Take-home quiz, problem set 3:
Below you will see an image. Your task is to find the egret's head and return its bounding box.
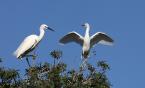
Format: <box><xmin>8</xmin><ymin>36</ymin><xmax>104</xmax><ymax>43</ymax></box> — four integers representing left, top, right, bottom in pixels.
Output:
<box><xmin>82</xmin><ymin>23</ymin><xmax>90</xmax><ymax>29</ymax></box>
<box><xmin>40</xmin><ymin>24</ymin><xmax>54</xmax><ymax>31</ymax></box>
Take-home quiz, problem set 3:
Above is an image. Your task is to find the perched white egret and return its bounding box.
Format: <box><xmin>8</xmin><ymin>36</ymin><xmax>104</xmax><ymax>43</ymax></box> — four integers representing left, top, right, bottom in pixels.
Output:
<box><xmin>14</xmin><ymin>24</ymin><xmax>54</xmax><ymax>66</ymax></box>
<box><xmin>59</xmin><ymin>23</ymin><xmax>114</xmax><ymax>61</ymax></box>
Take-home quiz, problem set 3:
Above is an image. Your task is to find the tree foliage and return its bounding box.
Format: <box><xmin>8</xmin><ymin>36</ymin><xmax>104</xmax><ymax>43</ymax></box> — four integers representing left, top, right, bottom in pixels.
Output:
<box><xmin>0</xmin><ymin>50</ymin><xmax>111</xmax><ymax>88</ymax></box>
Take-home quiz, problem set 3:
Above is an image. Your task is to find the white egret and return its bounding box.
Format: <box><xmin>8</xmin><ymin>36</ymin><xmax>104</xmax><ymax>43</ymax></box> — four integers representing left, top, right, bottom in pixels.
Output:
<box><xmin>14</xmin><ymin>24</ymin><xmax>54</xmax><ymax>66</ymax></box>
<box><xmin>59</xmin><ymin>23</ymin><xmax>114</xmax><ymax>66</ymax></box>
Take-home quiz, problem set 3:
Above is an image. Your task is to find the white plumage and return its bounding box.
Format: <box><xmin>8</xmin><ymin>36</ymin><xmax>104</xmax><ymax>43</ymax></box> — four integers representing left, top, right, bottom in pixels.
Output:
<box><xmin>14</xmin><ymin>24</ymin><xmax>54</xmax><ymax>59</ymax></box>
<box><xmin>59</xmin><ymin>23</ymin><xmax>114</xmax><ymax>59</ymax></box>
<box><xmin>14</xmin><ymin>35</ymin><xmax>38</xmax><ymax>58</ymax></box>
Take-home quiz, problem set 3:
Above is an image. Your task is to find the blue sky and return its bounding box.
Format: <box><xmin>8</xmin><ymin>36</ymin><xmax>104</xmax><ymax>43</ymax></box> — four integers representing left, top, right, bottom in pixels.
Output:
<box><xmin>0</xmin><ymin>0</ymin><xmax>145</xmax><ymax>88</ymax></box>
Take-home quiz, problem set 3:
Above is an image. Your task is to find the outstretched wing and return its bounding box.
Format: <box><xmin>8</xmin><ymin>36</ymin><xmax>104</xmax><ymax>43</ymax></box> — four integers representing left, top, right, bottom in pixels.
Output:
<box><xmin>59</xmin><ymin>31</ymin><xmax>84</xmax><ymax>46</ymax></box>
<box><xmin>90</xmin><ymin>32</ymin><xmax>114</xmax><ymax>47</ymax></box>
<box><xmin>14</xmin><ymin>35</ymin><xmax>38</xmax><ymax>58</ymax></box>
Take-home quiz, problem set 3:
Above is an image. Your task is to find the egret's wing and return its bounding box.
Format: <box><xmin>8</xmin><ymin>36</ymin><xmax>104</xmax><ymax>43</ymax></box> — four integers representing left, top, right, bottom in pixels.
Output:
<box><xmin>59</xmin><ymin>31</ymin><xmax>84</xmax><ymax>46</ymax></box>
<box><xmin>90</xmin><ymin>32</ymin><xmax>114</xmax><ymax>47</ymax></box>
<box><xmin>14</xmin><ymin>35</ymin><xmax>38</xmax><ymax>58</ymax></box>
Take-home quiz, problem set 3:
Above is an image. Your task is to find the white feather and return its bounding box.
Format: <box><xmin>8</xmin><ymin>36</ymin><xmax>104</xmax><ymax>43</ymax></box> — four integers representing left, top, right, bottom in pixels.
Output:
<box><xmin>13</xmin><ymin>35</ymin><xmax>38</xmax><ymax>58</ymax></box>
<box><xmin>98</xmin><ymin>40</ymin><xmax>114</xmax><ymax>46</ymax></box>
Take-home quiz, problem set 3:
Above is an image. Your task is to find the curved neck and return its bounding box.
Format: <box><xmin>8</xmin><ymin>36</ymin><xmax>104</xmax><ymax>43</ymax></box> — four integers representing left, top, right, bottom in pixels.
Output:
<box><xmin>38</xmin><ymin>29</ymin><xmax>45</xmax><ymax>41</ymax></box>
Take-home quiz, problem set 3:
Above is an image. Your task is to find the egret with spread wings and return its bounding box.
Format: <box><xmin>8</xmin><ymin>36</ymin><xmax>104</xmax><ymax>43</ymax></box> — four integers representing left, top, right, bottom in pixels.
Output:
<box><xmin>59</xmin><ymin>23</ymin><xmax>114</xmax><ymax>62</ymax></box>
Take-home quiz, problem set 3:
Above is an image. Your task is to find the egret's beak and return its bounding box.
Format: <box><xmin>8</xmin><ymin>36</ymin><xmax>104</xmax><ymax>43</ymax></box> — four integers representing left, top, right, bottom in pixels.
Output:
<box><xmin>47</xmin><ymin>27</ymin><xmax>54</xmax><ymax>32</ymax></box>
<box><xmin>81</xmin><ymin>24</ymin><xmax>85</xmax><ymax>27</ymax></box>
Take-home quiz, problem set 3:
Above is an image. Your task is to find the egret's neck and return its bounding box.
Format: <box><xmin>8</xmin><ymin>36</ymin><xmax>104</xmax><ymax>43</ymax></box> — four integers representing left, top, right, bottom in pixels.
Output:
<box><xmin>85</xmin><ymin>26</ymin><xmax>90</xmax><ymax>36</ymax></box>
<box><xmin>38</xmin><ymin>29</ymin><xmax>45</xmax><ymax>41</ymax></box>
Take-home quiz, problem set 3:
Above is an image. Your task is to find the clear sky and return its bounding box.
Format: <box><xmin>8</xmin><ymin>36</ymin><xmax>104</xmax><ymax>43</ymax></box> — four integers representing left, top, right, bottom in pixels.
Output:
<box><xmin>0</xmin><ymin>0</ymin><xmax>145</xmax><ymax>88</ymax></box>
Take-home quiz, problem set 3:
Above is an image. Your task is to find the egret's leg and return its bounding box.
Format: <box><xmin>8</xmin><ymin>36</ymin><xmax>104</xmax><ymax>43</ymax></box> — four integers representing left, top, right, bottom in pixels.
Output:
<box><xmin>32</xmin><ymin>50</ymin><xmax>37</xmax><ymax>67</ymax></box>
<box><xmin>25</xmin><ymin>50</ymin><xmax>37</xmax><ymax>67</ymax></box>
<box><xmin>25</xmin><ymin>54</ymin><xmax>35</xmax><ymax>67</ymax></box>
<box><xmin>32</xmin><ymin>49</ymin><xmax>37</xmax><ymax>60</ymax></box>
<box><xmin>26</xmin><ymin>54</ymin><xmax>36</xmax><ymax>67</ymax></box>
<box><xmin>81</xmin><ymin>50</ymin><xmax>89</xmax><ymax>69</ymax></box>
<box><xmin>80</xmin><ymin>53</ymin><xmax>85</xmax><ymax>69</ymax></box>
<box><xmin>26</xmin><ymin>57</ymin><xmax>31</xmax><ymax>67</ymax></box>
<box><xmin>80</xmin><ymin>58</ymin><xmax>88</xmax><ymax>70</ymax></box>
